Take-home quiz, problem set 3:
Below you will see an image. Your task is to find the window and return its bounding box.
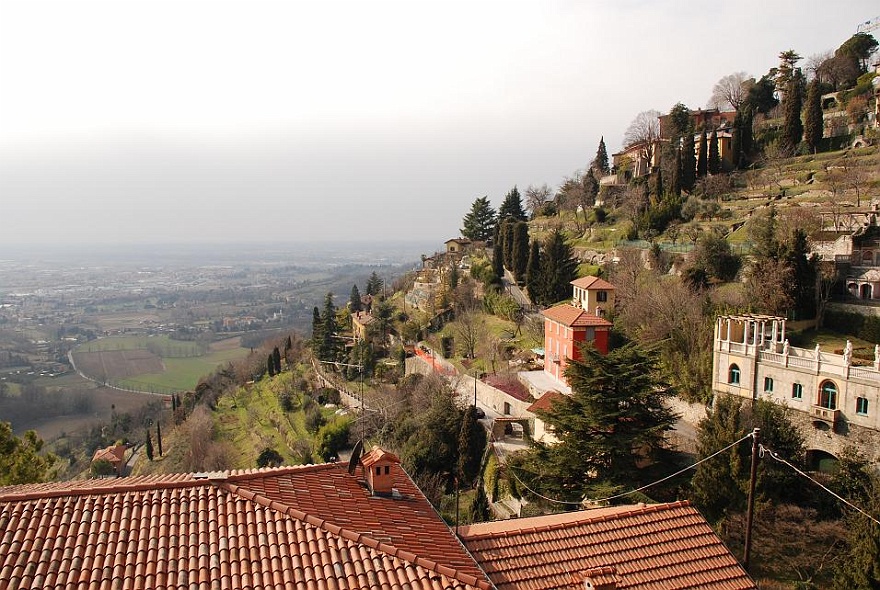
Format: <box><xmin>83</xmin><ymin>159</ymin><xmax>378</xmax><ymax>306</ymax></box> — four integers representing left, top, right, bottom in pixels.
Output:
<box><xmin>728</xmin><ymin>364</ymin><xmax>740</xmax><ymax>385</ymax></box>
<box><xmin>792</xmin><ymin>383</ymin><xmax>803</xmax><ymax>400</ymax></box>
<box><xmin>596</xmin><ymin>291</ymin><xmax>608</xmax><ymax>302</ymax></box>
<box><xmin>856</xmin><ymin>397</ymin><xmax>869</xmax><ymax>416</ymax></box>
<box><xmin>818</xmin><ymin>381</ymin><xmax>837</xmax><ymax>410</ymax></box>
<box><xmin>375</xmin><ymin>467</ymin><xmax>381</xmax><ymax>475</ymax></box>
<box><xmin>384</xmin><ymin>465</ymin><xmax>390</xmax><ymax>475</ymax></box>
<box><xmin>763</xmin><ymin>377</ymin><xmax>774</xmax><ymax>393</ymax></box>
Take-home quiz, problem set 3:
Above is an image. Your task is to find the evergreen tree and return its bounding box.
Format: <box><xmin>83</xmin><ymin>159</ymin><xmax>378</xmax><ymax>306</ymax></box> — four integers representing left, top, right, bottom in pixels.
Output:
<box><xmin>498</xmin><ymin>186</ymin><xmax>527</xmax><ymax>222</ymax></box>
<box><xmin>741</xmin><ymin>106</ymin><xmax>754</xmax><ymax>158</ymax></box>
<box><xmin>349</xmin><ymin>284</ymin><xmax>362</xmax><ymax>312</ymax></box>
<box><xmin>731</xmin><ymin>111</ymin><xmax>743</xmax><ymax>169</ymax></box>
<box><xmin>366</xmin><ymin>272</ymin><xmax>383</xmax><ymax>297</ymax></box>
<box><xmin>652</xmin><ymin>168</ymin><xmax>664</xmax><ymax>202</ymax></box>
<box><xmin>501</xmin><ymin>219</ymin><xmax>516</xmax><ymax>271</ymax></box>
<box><xmin>708</xmin><ymin>128</ymin><xmax>720</xmax><ymax>174</ymax></box>
<box><xmin>671</xmin><ymin>146</ymin><xmax>682</xmax><ymax>197</ymax></box>
<box><xmin>697</xmin><ymin>129</ymin><xmax>708</xmax><ymax>178</ymax></box>
<box><xmin>537</xmin><ymin>230</ymin><xmax>579</xmax><ymax>305</ymax></box>
<box><xmin>524</xmin><ymin>344</ymin><xmax>676</xmax><ymax>500</ymax></box>
<box><xmin>512</xmin><ymin>221</ymin><xmax>530</xmax><ymax>284</ymax></box>
<box><xmin>317</xmin><ymin>292</ymin><xmax>340</xmax><ymax>362</ymax></box>
<box><xmin>273</xmin><ymin>346</ymin><xmax>282</xmax><ymax>374</ymax></box>
<box><xmin>156</xmin><ymin>421</ymin><xmax>162</xmax><ymax>456</ymax></box>
<box><xmin>460</xmin><ymin>196</ymin><xmax>497</xmax><ymax>242</ymax></box>
<box><xmin>782</xmin><ymin>71</ymin><xmax>804</xmax><ymax>153</ymax></box>
<box><xmin>457</xmin><ymin>405</ymin><xmax>487</xmax><ymax>487</ymax></box>
<box><xmin>666</xmin><ymin>103</ymin><xmax>692</xmax><ymax>142</ymax></box>
<box><xmin>491</xmin><ymin>228</ymin><xmax>504</xmax><ymax>283</ymax></box>
<box><xmin>267</xmin><ymin>355</ymin><xmax>275</xmax><ymax>377</ymax></box>
<box><xmin>681</xmin><ymin>133</ymin><xmax>696</xmax><ymax>192</ymax></box>
<box><xmin>804</xmin><ymin>77</ymin><xmax>823</xmax><ymax>153</ymax></box>
<box><xmin>311</xmin><ymin>306</ymin><xmax>322</xmax><ymax>343</ymax></box>
<box><xmin>0</xmin><ymin>423</ymin><xmax>56</xmax><ymax>485</ymax></box>
<box><xmin>145</xmin><ymin>430</ymin><xmax>154</xmax><ymax>461</ymax></box>
<box><xmin>525</xmin><ymin>240</ymin><xmax>542</xmax><ymax>301</ymax></box>
<box><xmin>591</xmin><ymin>136</ymin><xmax>610</xmax><ymax>175</ymax></box>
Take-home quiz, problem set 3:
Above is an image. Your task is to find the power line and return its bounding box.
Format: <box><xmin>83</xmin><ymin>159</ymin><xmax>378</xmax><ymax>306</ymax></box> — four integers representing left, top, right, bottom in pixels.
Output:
<box><xmin>760</xmin><ymin>444</ymin><xmax>880</xmax><ymax>527</ymax></box>
<box><xmin>505</xmin><ymin>431</ymin><xmax>756</xmax><ymax>506</ymax></box>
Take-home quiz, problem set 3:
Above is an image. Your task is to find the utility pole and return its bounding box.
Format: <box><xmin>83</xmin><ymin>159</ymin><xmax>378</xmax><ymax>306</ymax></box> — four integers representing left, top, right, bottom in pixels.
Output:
<box><xmin>743</xmin><ymin>428</ymin><xmax>760</xmax><ymax>572</ymax></box>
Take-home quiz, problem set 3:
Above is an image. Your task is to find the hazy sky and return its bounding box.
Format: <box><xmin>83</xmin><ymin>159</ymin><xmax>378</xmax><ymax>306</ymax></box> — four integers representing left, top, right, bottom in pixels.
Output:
<box><xmin>1</xmin><ymin>1</ymin><xmax>876</xmax><ymax>247</ymax></box>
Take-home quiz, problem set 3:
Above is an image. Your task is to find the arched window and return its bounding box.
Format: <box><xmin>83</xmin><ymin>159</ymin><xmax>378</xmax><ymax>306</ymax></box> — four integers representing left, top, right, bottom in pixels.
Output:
<box><xmin>818</xmin><ymin>381</ymin><xmax>837</xmax><ymax>410</ymax></box>
<box><xmin>728</xmin><ymin>364</ymin><xmax>741</xmax><ymax>385</ymax></box>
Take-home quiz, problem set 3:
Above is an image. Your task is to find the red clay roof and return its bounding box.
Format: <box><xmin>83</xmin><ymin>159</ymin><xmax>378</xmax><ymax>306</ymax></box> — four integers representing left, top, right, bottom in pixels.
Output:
<box><xmin>361</xmin><ymin>446</ymin><xmax>400</xmax><ymax>468</ymax></box>
<box><xmin>526</xmin><ymin>391</ymin><xmax>564</xmax><ymax>413</ymax></box>
<box><xmin>570</xmin><ymin>276</ymin><xmax>616</xmax><ymax>290</ymax></box>
<box><xmin>542</xmin><ymin>304</ymin><xmax>613</xmax><ymax>328</ymax></box>
<box><xmin>0</xmin><ymin>460</ymin><xmax>491</xmax><ymax>590</ymax></box>
<box><xmin>91</xmin><ymin>444</ymin><xmax>127</xmax><ymax>465</ymax></box>
<box><xmin>458</xmin><ymin>501</ymin><xmax>756</xmax><ymax>590</ymax></box>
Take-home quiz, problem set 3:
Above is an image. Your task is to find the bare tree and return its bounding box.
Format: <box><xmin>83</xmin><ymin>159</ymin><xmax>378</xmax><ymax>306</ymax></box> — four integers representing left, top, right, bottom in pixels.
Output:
<box><xmin>525</xmin><ymin>183</ymin><xmax>552</xmax><ymax>218</ymax></box>
<box><xmin>707</xmin><ymin>72</ymin><xmax>752</xmax><ymax>111</ymax></box>
<box><xmin>455</xmin><ymin>310</ymin><xmax>485</xmax><ymax>359</ymax></box>
<box><xmin>623</xmin><ymin>110</ymin><xmax>661</xmax><ymax>167</ymax></box>
<box><xmin>815</xmin><ymin>260</ymin><xmax>839</xmax><ymax>329</ymax></box>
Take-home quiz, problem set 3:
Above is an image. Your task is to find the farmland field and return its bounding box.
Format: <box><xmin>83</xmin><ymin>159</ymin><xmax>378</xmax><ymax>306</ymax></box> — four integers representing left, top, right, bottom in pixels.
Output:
<box><xmin>72</xmin><ymin>335</ymin><xmax>249</xmax><ymax>393</ymax></box>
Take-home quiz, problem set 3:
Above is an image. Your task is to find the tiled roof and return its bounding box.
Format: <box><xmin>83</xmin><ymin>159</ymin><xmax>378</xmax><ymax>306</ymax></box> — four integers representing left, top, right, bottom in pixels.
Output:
<box><xmin>352</xmin><ymin>311</ymin><xmax>375</xmax><ymax>326</ymax></box>
<box><xmin>0</xmin><ymin>460</ymin><xmax>492</xmax><ymax>590</ymax></box>
<box><xmin>542</xmin><ymin>304</ymin><xmax>612</xmax><ymax>328</ymax></box>
<box><xmin>459</xmin><ymin>501</ymin><xmax>756</xmax><ymax>590</ymax></box>
<box><xmin>526</xmin><ymin>391</ymin><xmax>564</xmax><ymax>413</ymax></box>
<box><xmin>570</xmin><ymin>276</ymin><xmax>616</xmax><ymax>291</ymax></box>
<box><xmin>91</xmin><ymin>444</ymin><xmax>127</xmax><ymax>465</ymax></box>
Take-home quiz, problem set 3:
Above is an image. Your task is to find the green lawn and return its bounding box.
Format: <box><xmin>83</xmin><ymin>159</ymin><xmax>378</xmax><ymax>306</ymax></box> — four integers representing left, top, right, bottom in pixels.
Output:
<box><xmin>116</xmin><ymin>347</ymin><xmax>249</xmax><ymax>392</ymax></box>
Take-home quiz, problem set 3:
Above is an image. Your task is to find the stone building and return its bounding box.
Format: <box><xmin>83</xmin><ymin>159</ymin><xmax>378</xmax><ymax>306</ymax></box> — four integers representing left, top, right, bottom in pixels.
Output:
<box><xmin>712</xmin><ymin>314</ymin><xmax>880</xmax><ymax>464</ymax></box>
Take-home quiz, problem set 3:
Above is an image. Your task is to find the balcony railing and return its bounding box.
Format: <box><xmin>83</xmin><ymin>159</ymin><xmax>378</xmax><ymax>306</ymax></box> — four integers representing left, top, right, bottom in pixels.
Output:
<box><xmin>809</xmin><ymin>405</ymin><xmax>840</xmax><ymax>427</ymax></box>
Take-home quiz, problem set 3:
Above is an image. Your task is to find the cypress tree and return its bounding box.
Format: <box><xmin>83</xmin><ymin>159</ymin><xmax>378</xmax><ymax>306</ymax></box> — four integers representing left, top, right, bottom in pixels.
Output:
<box><xmin>267</xmin><ymin>355</ymin><xmax>275</xmax><ymax>377</ymax></box>
<box><xmin>156</xmin><ymin>421</ymin><xmax>162</xmax><ymax>456</ymax></box>
<box><xmin>741</xmin><ymin>106</ymin><xmax>754</xmax><ymax>161</ymax></box>
<box><xmin>697</xmin><ymin>129</ymin><xmax>708</xmax><ymax>178</ymax></box>
<box><xmin>681</xmin><ymin>133</ymin><xmax>696</xmax><ymax>192</ymax></box>
<box><xmin>311</xmin><ymin>306</ymin><xmax>322</xmax><ymax>344</ymax></box>
<box><xmin>525</xmin><ymin>240</ymin><xmax>542</xmax><ymax>302</ymax></box>
<box><xmin>671</xmin><ymin>146</ymin><xmax>682</xmax><ymax>197</ymax></box>
<box><xmin>538</xmin><ymin>230</ymin><xmax>579</xmax><ymax>305</ymax></box>
<box><xmin>592</xmin><ymin>136</ymin><xmax>610</xmax><ymax>175</ymax></box>
<box><xmin>512</xmin><ymin>221</ymin><xmax>530</xmax><ymax>284</ymax></box>
<box><xmin>492</xmin><ymin>228</ymin><xmax>504</xmax><ymax>282</ymax></box>
<box><xmin>145</xmin><ymin>430</ymin><xmax>154</xmax><ymax>461</ymax></box>
<box><xmin>653</xmin><ymin>168</ymin><xmax>664</xmax><ymax>202</ymax></box>
<box><xmin>782</xmin><ymin>72</ymin><xmax>804</xmax><ymax>153</ymax></box>
<box><xmin>708</xmin><ymin>128</ymin><xmax>720</xmax><ymax>175</ymax></box>
<box><xmin>804</xmin><ymin>78</ymin><xmax>823</xmax><ymax>153</ymax></box>
<box><xmin>273</xmin><ymin>346</ymin><xmax>282</xmax><ymax>373</ymax></box>
<box><xmin>501</xmin><ymin>219</ymin><xmax>516</xmax><ymax>271</ymax></box>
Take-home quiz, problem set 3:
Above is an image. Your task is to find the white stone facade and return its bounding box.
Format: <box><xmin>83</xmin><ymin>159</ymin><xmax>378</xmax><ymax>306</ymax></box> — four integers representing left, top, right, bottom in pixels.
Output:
<box><xmin>712</xmin><ymin>314</ymin><xmax>880</xmax><ymax>463</ymax></box>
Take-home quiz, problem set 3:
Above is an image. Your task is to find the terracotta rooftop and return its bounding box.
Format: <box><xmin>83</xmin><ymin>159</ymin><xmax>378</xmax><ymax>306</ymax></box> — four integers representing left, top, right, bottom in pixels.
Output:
<box><xmin>91</xmin><ymin>443</ymin><xmax>127</xmax><ymax>465</ymax></box>
<box><xmin>0</xmin><ymin>459</ymin><xmax>492</xmax><ymax>590</ymax></box>
<box><xmin>542</xmin><ymin>304</ymin><xmax>613</xmax><ymax>328</ymax></box>
<box><xmin>458</xmin><ymin>501</ymin><xmax>756</xmax><ymax>590</ymax></box>
<box><xmin>570</xmin><ymin>276</ymin><xmax>616</xmax><ymax>291</ymax></box>
<box><xmin>526</xmin><ymin>391</ymin><xmax>564</xmax><ymax>414</ymax></box>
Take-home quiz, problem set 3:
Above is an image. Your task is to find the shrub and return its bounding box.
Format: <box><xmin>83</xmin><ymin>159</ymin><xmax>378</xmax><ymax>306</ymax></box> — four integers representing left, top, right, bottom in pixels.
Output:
<box><xmin>314</xmin><ymin>417</ymin><xmax>352</xmax><ymax>462</ymax></box>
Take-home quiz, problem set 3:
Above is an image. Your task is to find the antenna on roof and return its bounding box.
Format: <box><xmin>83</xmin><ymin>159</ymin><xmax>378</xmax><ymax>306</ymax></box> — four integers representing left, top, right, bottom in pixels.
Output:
<box><xmin>347</xmin><ymin>439</ymin><xmax>364</xmax><ymax>475</ymax></box>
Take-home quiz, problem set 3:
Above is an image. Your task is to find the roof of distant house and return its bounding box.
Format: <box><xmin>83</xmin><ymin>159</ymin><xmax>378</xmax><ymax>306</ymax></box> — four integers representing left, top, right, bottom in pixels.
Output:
<box><xmin>542</xmin><ymin>304</ymin><xmax>613</xmax><ymax>328</ymax></box>
<box><xmin>459</xmin><ymin>501</ymin><xmax>756</xmax><ymax>590</ymax></box>
<box><xmin>526</xmin><ymin>391</ymin><xmax>564</xmax><ymax>413</ymax></box>
<box><xmin>352</xmin><ymin>310</ymin><xmax>375</xmax><ymax>326</ymax></box>
<box><xmin>570</xmin><ymin>276</ymin><xmax>616</xmax><ymax>291</ymax></box>
<box><xmin>91</xmin><ymin>443</ymin><xmax>127</xmax><ymax>465</ymax></box>
<box><xmin>0</xmin><ymin>456</ymin><xmax>491</xmax><ymax>590</ymax></box>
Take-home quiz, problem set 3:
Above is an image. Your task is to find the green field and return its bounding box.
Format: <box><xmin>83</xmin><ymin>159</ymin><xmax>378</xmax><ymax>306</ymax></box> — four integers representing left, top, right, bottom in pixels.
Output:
<box><xmin>74</xmin><ymin>335</ymin><xmax>249</xmax><ymax>393</ymax></box>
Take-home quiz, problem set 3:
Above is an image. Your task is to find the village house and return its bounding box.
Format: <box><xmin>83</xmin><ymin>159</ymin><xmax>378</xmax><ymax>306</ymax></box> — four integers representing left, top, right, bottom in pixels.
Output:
<box><xmin>90</xmin><ymin>443</ymin><xmax>128</xmax><ymax>477</ymax></box>
<box><xmin>1</xmin><ymin>446</ymin><xmax>756</xmax><ymax>590</ymax></box>
<box><xmin>351</xmin><ymin>310</ymin><xmax>374</xmax><ymax>341</ymax></box>
<box><xmin>810</xmin><ymin>205</ymin><xmax>880</xmax><ymax>301</ymax></box>
<box><xmin>712</xmin><ymin>314</ymin><xmax>880</xmax><ymax>465</ymax></box>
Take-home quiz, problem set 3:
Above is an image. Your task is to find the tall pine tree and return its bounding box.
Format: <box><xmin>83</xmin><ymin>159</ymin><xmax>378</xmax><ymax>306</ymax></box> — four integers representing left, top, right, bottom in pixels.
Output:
<box><xmin>804</xmin><ymin>77</ymin><xmax>823</xmax><ymax>154</ymax></box>
<box><xmin>697</xmin><ymin>129</ymin><xmax>708</xmax><ymax>178</ymax></box>
<box><xmin>591</xmin><ymin>136</ymin><xmax>610</xmax><ymax>175</ymax></box>
<box><xmin>708</xmin><ymin>128</ymin><xmax>720</xmax><ymax>175</ymax></box>
<box><xmin>537</xmin><ymin>230</ymin><xmax>579</xmax><ymax>305</ymax></box>
<box><xmin>681</xmin><ymin>133</ymin><xmax>696</xmax><ymax>192</ymax></box>
<box><xmin>512</xmin><ymin>221</ymin><xmax>530</xmax><ymax>285</ymax></box>
<box><xmin>498</xmin><ymin>186</ymin><xmax>527</xmax><ymax>222</ymax></box>
<box><xmin>671</xmin><ymin>146</ymin><xmax>682</xmax><ymax>197</ymax></box>
<box><xmin>460</xmin><ymin>196</ymin><xmax>497</xmax><ymax>242</ymax></box>
<box><xmin>525</xmin><ymin>240</ymin><xmax>542</xmax><ymax>302</ymax></box>
<box><xmin>782</xmin><ymin>71</ymin><xmax>804</xmax><ymax>153</ymax></box>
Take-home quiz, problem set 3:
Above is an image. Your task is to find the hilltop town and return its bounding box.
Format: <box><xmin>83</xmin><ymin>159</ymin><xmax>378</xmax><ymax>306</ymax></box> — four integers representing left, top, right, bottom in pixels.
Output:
<box><xmin>4</xmin><ymin>27</ymin><xmax>880</xmax><ymax>590</ymax></box>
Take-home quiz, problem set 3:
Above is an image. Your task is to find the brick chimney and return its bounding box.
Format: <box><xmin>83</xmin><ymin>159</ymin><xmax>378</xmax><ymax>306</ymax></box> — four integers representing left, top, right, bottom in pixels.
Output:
<box><xmin>360</xmin><ymin>446</ymin><xmax>401</xmax><ymax>496</ymax></box>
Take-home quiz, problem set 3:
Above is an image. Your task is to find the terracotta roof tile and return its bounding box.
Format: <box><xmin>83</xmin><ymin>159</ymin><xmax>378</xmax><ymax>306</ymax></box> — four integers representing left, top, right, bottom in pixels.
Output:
<box><xmin>526</xmin><ymin>391</ymin><xmax>564</xmax><ymax>413</ymax></box>
<box><xmin>570</xmin><ymin>276</ymin><xmax>616</xmax><ymax>291</ymax></box>
<box><xmin>458</xmin><ymin>501</ymin><xmax>756</xmax><ymax>590</ymax></box>
<box><xmin>0</xmin><ymin>460</ymin><xmax>491</xmax><ymax>590</ymax></box>
<box><xmin>542</xmin><ymin>304</ymin><xmax>613</xmax><ymax>328</ymax></box>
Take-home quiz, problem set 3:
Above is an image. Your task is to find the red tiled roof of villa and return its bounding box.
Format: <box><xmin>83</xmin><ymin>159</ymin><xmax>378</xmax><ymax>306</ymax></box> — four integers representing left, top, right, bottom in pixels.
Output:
<box><xmin>0</xmin><ymin>457</ymin><xmax>492</xmax><ymax>590</ymax></box>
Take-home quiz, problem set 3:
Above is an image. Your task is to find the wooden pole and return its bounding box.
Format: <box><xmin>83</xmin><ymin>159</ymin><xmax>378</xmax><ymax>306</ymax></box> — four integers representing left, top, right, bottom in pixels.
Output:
<box><xmin>743</xmin><ymin>428</ymin><xmax>760</xmax><ymax>571</ymax></box>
